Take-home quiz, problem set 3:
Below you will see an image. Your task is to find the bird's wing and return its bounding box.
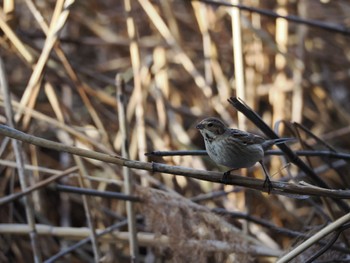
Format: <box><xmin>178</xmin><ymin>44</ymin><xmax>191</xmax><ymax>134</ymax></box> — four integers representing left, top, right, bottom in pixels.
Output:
<box><xmin>227</xmin><ymin>129</ymin><xmax>265</xmax><ymax>145</ymax></box>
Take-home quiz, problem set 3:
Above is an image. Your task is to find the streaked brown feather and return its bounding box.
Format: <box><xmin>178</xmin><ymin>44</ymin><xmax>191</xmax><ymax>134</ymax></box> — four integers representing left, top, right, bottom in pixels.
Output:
<box><xmin>226</xmin><ymin>129</ymin><xmax>265</xmax><ymax>145</ymax></box>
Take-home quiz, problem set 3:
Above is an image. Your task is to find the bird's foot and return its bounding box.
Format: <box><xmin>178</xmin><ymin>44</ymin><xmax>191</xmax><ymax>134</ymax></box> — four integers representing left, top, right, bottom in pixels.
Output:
<box><xmin>222</xmin><ymin>170</ymin><xmax>231</xmax><ymax>184</ymax></box>
<box><xmin>263</xmin><ymin>176</ymin><xmax>273</xmax><ymax>194</ymax></box>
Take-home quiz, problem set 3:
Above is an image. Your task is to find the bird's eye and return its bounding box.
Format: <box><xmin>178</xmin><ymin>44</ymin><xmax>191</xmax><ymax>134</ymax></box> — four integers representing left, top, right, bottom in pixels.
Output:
<box><xmin>207</xmin><ymin>123</ymin><xmax>213</xmax><ymax>127</ymax></box>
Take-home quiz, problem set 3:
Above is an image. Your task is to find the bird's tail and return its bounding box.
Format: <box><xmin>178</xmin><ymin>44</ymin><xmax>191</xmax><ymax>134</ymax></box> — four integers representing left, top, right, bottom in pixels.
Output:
<box><xmin>262</xmin><ymin>138</ymin><xmax>295</xmax><ymax>151</ymax></box>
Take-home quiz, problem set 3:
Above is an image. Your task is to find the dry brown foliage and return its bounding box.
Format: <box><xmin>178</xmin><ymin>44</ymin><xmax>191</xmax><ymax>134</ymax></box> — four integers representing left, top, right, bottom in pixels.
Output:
<box><xmin>1</xmin><ymin>0</ymin><xmax>350</xmax><ymax>262</ymax></box>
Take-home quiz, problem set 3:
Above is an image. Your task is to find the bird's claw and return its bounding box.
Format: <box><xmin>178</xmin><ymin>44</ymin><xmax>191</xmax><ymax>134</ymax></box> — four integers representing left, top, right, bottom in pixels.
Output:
<box><xmin>263</xmin><ymin>177</ymin><xmax>273</xmax><ymax>194</ymax></box>
<box><xmin>222</xmin><ymin>171</ymin><xmax>231</xmax><ymax>184</ymax></box>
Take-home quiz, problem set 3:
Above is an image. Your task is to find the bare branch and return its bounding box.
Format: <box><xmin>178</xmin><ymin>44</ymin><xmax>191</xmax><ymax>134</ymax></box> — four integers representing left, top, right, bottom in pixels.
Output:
<box><xmin>1</xmin><ymin>124</ymin><xmax>350</xmax><ymax>199</ymax></box>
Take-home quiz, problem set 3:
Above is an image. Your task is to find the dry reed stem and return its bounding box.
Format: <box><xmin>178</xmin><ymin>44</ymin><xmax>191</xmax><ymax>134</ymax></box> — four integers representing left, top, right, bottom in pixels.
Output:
<box><xmin>15</xmin><ymin>0</ymin><xmax>69</xmax><ymax>124</ymax></box>
<box><xmin>24</xmin><ymin>0</ymin><xmax>112</xmax><ymax>146</ymax></box>
<box><xmin>44</xmin><ymin>220</ymin><xmax>130</xmax><ymax>263</ymax></box>
<box><xmin>0</xmin><ymin>159</ymin><xmax>67</xmax><ymax>174</ymax></box>
<box><xmin>0</xmin><ymin>56</ymin><xmax>42</xmax><ymax>262</ymax></box>
<box><xmin>138</xmin><ymin>0</ymin><xmax>212</xmax><ymax>98</ymax></box>
<box><xmin>0</xmin><ymin>224</ymin><xmax>281</xmax><ymax>257</ymax></box>
<box><xmin>1</xmin><ymin>124</ymin><xmax>350</xmax><ymax>199</ymax></box>
<box><xmin>230</xmin><ymin>0</ymin><xmax>246</xmax><ymax>129</ymax></box>
<box><xmin>277</xmin><ymin>212</ymin><xmax>350</xmax><ymax>263</ymax></box>
<box><xmin>125</xmin><ymin>0</ymin><xmax>148</xmax><ymax>189</ymax></box>
<box><xmin>0</xmin><ymin>8</ymin><xmax>34</xmax><ymax>63</ymax></box>
<box><xmin>0</xmin><ymin>96</ymin><xmax>112</xmax><ymax>153</ymax></box>
<box><xmin>0</xmin><ymin>166</ymin><xmax>78</xmax><ymax>206</ymax></box>
<box><xmin>74</xmin><ymin>156</ymin><xmax>101</xmax><ymax>261</ymax></box>
<box><xmin>116</xmin><ymin>74</ymin><xmax>139</xmax><ymax>260</ymax></box>
<box><xmin>1</xmin><ymin>1</ymin><xmax>350</xmax><ymax>261</ymax></box>
<box><xmin>192</xmin><ymin>1</ymin><xmax>214</xmax><ymax>87</ymax></box>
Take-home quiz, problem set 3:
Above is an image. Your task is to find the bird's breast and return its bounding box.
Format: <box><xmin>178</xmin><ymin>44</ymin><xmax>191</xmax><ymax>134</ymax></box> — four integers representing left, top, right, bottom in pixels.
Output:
<box><xmin>205</xmin><ymin>138</ymin><xmax>264</xmax><ymax>169</ymax></box>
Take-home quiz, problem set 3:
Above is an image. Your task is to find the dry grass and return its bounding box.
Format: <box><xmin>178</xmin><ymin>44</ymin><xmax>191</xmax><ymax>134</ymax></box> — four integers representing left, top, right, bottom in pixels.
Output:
<box><xmin>1</xmin><ymin>0</ymin><xmax>350</xmax><ymax>262</ymax></box>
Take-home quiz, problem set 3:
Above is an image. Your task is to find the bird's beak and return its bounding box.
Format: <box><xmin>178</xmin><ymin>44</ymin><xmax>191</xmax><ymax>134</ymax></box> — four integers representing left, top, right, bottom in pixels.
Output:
<box><xmin>196</xmin><ymin>123</ymin><xmax>204</xmax><ymax>129</ymax></box>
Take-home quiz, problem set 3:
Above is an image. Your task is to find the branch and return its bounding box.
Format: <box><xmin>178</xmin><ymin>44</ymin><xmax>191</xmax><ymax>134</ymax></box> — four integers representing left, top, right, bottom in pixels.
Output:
<box><xmin>1</xmin><ymin>124</ymin><xmax>350</xmax><ymax>199</ymax></box>
<box><xmin>146</xmin><ymin>149</ymin><xmax>350</xmax><ymax>160</ymax></box>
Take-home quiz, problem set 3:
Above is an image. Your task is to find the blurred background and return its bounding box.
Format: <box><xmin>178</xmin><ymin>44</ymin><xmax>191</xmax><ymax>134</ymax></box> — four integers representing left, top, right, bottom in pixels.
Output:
<box><xmin>1</xmin><ymin>0</ymin><xmax>350</xmax><ymax>262</ymax></box>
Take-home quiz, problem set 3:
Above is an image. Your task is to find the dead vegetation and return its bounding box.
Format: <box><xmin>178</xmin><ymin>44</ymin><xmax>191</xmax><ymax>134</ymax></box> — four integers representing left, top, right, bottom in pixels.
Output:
<box><xmin>1</xmin><ymin>0</ymin><xmax>350</xmax><ymax>262</ymax></box>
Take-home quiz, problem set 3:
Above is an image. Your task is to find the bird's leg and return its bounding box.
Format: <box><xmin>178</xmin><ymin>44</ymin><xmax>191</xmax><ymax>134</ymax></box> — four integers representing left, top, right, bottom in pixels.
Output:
<box><xmin>259</xmin><ymin>160</ymin><xmax>273</xmax><ymax>194</ymax></box>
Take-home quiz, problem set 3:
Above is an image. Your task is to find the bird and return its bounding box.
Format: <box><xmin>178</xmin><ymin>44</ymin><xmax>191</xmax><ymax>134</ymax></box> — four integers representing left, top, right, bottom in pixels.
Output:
<box><xmin>196</xmin><ymin>117</ymin><xmax>293</xmax><ymax>192</ymax></box>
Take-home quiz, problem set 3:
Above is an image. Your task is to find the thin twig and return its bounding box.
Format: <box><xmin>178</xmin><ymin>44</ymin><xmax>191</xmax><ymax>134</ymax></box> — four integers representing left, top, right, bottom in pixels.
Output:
<box><xmin>0</xmin><ymin>166</ymin><xmax>78</xmax><ymax>206</ymax></box>
<box><xmin>190</xmin><ymin>189</ymin><xmax>238</xmax><ymax>202</ymax></box>
<box><xmin>194</xmin><ymin>0</ymin><xmax>350</xmax><ymax>36</ymax></box>
<box><xmin>55</xmin><ymin>185</ymin><xmax>141</xmax><ymax>202</ymax></box>
<box><xmin>0</xmin><ymin>159</ymin><xmax>65</xmax><ymax>174</ymax></box>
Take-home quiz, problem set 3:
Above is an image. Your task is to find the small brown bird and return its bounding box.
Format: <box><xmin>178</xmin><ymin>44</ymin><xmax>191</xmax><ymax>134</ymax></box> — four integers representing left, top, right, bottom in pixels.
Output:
<box><xmin>196</xmin><ymin>117</ymin><xmax>293</xmax><ymax>191</ymax></box>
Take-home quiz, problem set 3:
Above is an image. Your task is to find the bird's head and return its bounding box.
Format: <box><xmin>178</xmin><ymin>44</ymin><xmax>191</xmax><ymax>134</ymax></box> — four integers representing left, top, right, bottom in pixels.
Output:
<box><xmin>196</xmin><ymin>117</ymin><xmax>227</xmax><ymax>139</ymax></box>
